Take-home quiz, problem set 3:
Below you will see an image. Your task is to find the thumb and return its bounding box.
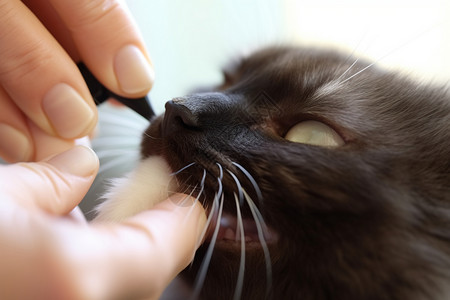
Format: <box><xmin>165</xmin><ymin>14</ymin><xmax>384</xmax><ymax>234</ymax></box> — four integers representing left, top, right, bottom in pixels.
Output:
<box><xmin>46</xmin><ymin>194</ymin><xmax>206</xmax><ymax>300</ymax></box>
<box><xmin>0</xmin><ymin>146</ymin><xmax>98</xmax><ymax>215</ymax></box>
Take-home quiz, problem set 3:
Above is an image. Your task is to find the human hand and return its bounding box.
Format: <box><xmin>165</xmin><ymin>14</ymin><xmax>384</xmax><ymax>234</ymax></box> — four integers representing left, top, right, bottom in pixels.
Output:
<box><xmin>0</xmin><ymin>0</ymin><xmax>154</xmax><ymax>162</ymax></box>
<box><xmin>0</xmin><ymin>146</ymin><xmax>206</xmax><ymax>300</ymax></box>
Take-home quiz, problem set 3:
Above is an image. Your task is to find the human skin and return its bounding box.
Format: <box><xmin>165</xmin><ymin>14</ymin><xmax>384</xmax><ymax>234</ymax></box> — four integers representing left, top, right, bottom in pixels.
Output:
<box><xmin>0</xmin><ymin>2</ymin><xmax>206</xmax><ymax>298</ymax></box>
<box><xmin>0</xmin><ymin>0</ymin><xmax>154</xmax><ymax>162</ymax></box>
<box><xmin>0</xmin><ymin>146</ymin><xmax>206</xmax><ymax>300</ymax></box>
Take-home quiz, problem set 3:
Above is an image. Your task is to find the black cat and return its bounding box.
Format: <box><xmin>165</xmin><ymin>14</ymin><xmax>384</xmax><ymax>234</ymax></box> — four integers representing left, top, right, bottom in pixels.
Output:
<box><xmin>98</xmin><ymin>46</ymin><xmax>450</xmax><ymax>300</ymax></box>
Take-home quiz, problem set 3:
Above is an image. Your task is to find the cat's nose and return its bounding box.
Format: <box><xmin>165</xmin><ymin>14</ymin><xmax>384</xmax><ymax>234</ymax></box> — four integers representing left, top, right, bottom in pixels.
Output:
<box><xmin>162</xmin><ymin>99</ymin><xmax>200</xmax><ymax>136</ymax></box>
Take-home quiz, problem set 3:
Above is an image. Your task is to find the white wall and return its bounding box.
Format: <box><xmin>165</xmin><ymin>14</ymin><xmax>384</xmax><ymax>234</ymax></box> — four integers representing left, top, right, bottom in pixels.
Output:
<box><xmin>283</xmin><ymin>0</ymin><xmax>450</xmax><ymax>82</ymax></box>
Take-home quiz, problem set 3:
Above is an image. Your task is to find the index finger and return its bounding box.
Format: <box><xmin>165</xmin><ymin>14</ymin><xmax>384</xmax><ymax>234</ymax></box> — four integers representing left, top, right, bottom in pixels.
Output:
<box><xmin>49</xmin><ymin>0</ymin><xmax>155</xmax><ymax>98</ymax></box>
<box><xmin>0</xmin><ymin>0</ymin><xmax>97</xmax><ymax>140</ymax></box>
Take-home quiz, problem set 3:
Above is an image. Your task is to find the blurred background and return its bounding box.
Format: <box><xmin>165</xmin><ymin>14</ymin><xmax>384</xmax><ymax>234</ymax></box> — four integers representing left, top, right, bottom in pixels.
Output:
<box><xmin>129</xmin><ymin>0</ymin><xmax>450</xmax><ymax>113</ymax></box>
<box><xmin>82</xmin><ymin>0</ymin><xmax>450</xmax><ymax>216</ymax></box>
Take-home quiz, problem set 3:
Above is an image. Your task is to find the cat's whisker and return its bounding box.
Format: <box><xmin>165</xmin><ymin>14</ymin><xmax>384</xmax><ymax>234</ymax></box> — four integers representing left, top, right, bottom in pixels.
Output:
<box><xmin>197</xmin><ymin>169</ymin><xmax>207</xmax><ymax>203</ymax></box>
<box><xmin>142</xmin><ymin>131</ymin><xmax>163</xmax><ymax>140</ymax></box>
<box><xmin>335</xmin><ymin>30</ymin><xmax>371</xmax><ymax>81</ymax></box>
<box><xmin>178</xmin><ymin>180</ymin><xmax>196</xmax><ymax>195</ymax></box>
<box><xmin>340</xmin><ymin>24</ymin><xmax>441</xmax><ymax>84</ymax></box>
<box><xmin>171</xmin><ymin>169</ymin><xmax>206</xmax><ymax>212</ymax></box>
<box><xmin>232</xmin><ymin>162</ymin><xmax>263</xmax><ymax>203</ymax></box>
<box><xmin>216</xmin><ymin>162</ymin><xmax>224</xmax><ymax>181</ymax></box>
<box><xmin>165</xmin><ymin>181</ymin><xmax>180</xmax><ymax>199</ymax></box>
<box><xmin>181</xmin><ymin>180</ymin><xmax>210</xmax><ymax>244</ymax></box>
<box><xmin>336</xmin><ymin>57</ymin><xmax>360</xmax><ymax>82</ymax></box>
<box><xmin>187</xmin><ymin>183</ymin><xmax>198</xmax><ymax>199</ymax></box>
<box><xmin>233</xmin><ymin>193</ymin><xmax>246</xmax><ymax>300</ymax></box>
<box><xmin>192</xmin><ymin>192</ymin><xmax>224</xmax><ymax>300</ymax></box>
<box><xmin>187</xmin><ymin>169</ymin><xmax>208</xmax><ymax>218</ymax></box>
<box><xmin>340</xmin><ymin>61</ymin><xmax>377</xmax><ymax>84</ymax></box>
<box><xmin>243</xmin><ymin>189</ymin><xmax>272</xmax><ymax>298</ymax></box>
<box><xmin>179</xmin><ymin>170</ymin><xmax>210</xmax><ymax>230</ymax></box>
<box><xmin>170</xmin><ymin>162</ymin><xmax>196</xmax><ymax>176</ymax></box>
<box><xmin>196</xmin><ymin>185</ymin><xmax>218</xmax><ymax>250</ymax></box>
<box><xmin>177</xmin><ymin>188</ymin><xmax>197</xmax><ymax>216</ymax></box>
<box><xmin>227</xmin><ymin>169</ymin><xmax>244</xmax><ymax>207</ymax></box>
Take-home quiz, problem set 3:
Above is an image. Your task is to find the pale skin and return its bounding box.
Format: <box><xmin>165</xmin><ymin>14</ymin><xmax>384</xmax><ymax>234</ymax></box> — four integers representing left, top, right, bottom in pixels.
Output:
<box><xmin>0</xmin><ymin>0</ymin><xmax>155</xmax><ymax>162</ymax></box>
<box><xmin>0</xmin><ymin>1</ymin><xmax>206</xmax><ymax>299</ymax></box>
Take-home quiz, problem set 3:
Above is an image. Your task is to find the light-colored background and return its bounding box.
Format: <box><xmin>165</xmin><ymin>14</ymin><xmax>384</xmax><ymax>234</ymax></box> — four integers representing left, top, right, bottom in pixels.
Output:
<box><xmin>128</xmin><ymin>0</ymin><xmax>450</xmax><ymax>114</ymax></box>
<box><xmin>81</xmin><ymin>0</ymin><xmax>450</xmax><ymax>215</ymax></box>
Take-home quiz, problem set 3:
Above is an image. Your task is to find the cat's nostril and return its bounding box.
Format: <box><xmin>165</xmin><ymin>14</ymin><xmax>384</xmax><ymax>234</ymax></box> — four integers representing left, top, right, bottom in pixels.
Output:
<box><xmin>162</xmin><ymin>100</ymin><xmax>200</xmax><ymax>136</ymax></box>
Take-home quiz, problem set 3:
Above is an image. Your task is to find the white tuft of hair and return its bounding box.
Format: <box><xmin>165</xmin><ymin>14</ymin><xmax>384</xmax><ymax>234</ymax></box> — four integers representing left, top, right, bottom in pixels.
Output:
<box><xmin>94</xmin><ymin>155</ymin><xmax>176</xmax><ymax>222</ymax></box>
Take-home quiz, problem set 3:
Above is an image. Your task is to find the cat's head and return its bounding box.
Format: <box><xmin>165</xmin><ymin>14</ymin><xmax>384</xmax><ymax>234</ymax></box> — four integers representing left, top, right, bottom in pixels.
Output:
<box><xmin>141</xmin><ymin>46</ymin><xmax>450</xmax><ymax>299</ymax></box>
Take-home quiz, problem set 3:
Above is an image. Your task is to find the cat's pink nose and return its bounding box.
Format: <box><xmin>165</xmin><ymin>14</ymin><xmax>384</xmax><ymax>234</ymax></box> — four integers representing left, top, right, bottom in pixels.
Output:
<box><xmin>162</xmin><ymin>99</ymin><xmax>199</xmax><ymax>136</ymax></box>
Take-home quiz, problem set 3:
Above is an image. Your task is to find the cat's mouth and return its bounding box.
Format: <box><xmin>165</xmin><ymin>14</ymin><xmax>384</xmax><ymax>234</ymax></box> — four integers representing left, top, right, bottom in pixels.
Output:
<box><xmin>203</xmin><ymin>210</ymin><xmax>278</xmax><ymax>249</ymax></box>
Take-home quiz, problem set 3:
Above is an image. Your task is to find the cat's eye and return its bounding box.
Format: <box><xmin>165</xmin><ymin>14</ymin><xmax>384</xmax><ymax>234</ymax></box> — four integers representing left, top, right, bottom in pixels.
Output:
<box><xmin>284</xmin><ymin>120</ymin><xmax>344</xmax><ymax>147</ymax></box>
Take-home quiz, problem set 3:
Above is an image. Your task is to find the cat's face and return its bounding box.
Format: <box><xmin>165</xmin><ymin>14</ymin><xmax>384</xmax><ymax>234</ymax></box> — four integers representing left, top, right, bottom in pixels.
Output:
<box><xmin>141</xmin><ymin>47</ymin><xmax>450</xmax><ymax>299</ymax></box>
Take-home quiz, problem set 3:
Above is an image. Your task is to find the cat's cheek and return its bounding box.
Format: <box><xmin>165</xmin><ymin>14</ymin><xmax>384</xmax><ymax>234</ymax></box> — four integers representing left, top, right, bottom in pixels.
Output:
<box><xmin>93</xmin><ymin>156</ymin><xmax>176</xmax><ymax>222</ymax></box>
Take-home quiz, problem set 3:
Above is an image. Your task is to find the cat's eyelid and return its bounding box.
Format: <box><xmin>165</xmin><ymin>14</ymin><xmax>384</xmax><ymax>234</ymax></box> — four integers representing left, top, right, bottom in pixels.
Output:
<box><xmin>284</xmin><ymin>120</ymin><xmax>345</xmax><ymax>147</ymax></box>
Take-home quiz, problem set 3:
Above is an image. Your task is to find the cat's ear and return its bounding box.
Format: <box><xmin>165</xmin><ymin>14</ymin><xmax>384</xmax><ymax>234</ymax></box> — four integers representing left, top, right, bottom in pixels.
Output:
<box><xmin>217</xmin><ymin>54</ymin><xmax>247</xmax><ymax>90</ymax></box>
<box><xmin>285</xmin><ymin>120</ymin><xmax>344</xmax><ymax>147</ymax></box>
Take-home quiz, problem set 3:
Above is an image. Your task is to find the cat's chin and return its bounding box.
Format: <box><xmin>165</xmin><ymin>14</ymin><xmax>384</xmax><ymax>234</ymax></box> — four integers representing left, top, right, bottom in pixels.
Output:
<box><xmin>204</xmin><ymin>211</ymin><xmax>279</xmax><ymax>251</ymax></box>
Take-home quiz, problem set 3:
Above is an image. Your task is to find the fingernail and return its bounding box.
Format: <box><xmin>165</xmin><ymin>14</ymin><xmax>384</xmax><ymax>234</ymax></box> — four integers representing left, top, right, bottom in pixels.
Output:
<box><xmin>0</xmin><ymin>124</ymin><xmax>31</xmax><ymax>162</ymax></box>
<box><xmin>114</xmin><ymin>44</ymin><xmax>154</xmax><ymax>94</ymax></box>
<box><xmin>43</xmin><ymin>83</ymin><xmax>95</xmax><ymax>139</ymax></box>
<box><xmin>47</xmin><ymin>146</ymin><xmax>99</xmax><ymax>177</ymax></box>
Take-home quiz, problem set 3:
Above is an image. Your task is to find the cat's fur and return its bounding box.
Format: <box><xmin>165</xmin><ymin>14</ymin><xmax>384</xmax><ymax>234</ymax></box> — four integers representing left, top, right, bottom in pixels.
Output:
<box><xmin>96</xmin><ymin>46</ymin><xmax>450</xmax><ymax>299</ymax></box>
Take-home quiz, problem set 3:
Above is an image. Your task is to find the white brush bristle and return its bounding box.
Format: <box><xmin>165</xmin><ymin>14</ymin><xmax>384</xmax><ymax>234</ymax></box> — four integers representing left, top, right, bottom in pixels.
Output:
<box><xmin>94</xmin><ymin>156</ymin><xmax>176</xmax><ymax>222</ymax></box>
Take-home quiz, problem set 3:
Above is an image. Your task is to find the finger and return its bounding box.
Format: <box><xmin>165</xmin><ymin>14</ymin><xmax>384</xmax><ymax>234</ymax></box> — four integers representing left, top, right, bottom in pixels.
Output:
<box><xmin>51</xmin><ymin>195</ymin><xmax>207</xmax><ymax>300</ymax></box>
<box><xmin>0</xmin><ymin>201</ymin><xmax>87</xmax><ymax>299</ymax></box>
<box><xmin>0</xmin><ymin>86</ymin><xmax>33</xmax><ymax>162</ymax></box>
<box><xmin>0</xmin><ymin>146</ymin><xmax>99</xmax><ymax>215</ymax></box>
<box><xmin>49</xmin><ymin>0</ymin><xmax>155</xmax><ymax>97</ymax></box>
<box><xmin>22</xmin><ymin>0</ymin><xmax>81</xmax><ymax>61</ymax></box>
<box><xmin>0</xmin><ymin>88</ymin><xmax>86</xmax><ymax>162</ymax></box>
<box><xmin>27</xmin><ymin>120</ymin><xmax>76</xmax><ymax>161</ymax></box>
<box><xmin>0</xmin><ymin>0</ymin><xmax>97</xmax><ymax>139</ymax></box>
<box><xmin>0</xmin><ymin>201</ymin><xmax>63</xmax><ymax>300</ymax></box>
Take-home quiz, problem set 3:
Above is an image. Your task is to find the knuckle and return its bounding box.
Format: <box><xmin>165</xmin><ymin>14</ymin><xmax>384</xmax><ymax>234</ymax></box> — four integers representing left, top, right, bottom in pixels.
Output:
<box><xmin>0</xmin><ymin>39</ymin><xmax>54</xmax><ymax>86</ymax></box>
<box><xmin>0</xmin><ymin>0</ymin><xmax>16</xmax><ymax>21</ymax></box>
<box><xmin>0</xmin><ymin>1</ymin><xmax>55</xmax><ymax>84</ymax></box>
<box><xmin>66</xmin><ymin>0</ymin><xmax>124</xmax><ymax>30</ymax></box>
<box><xmin>40</xmin><ymin>165</ymin><xmax>73</xmax><ymax>212</ymax></box>
<box><xmin>20</xmin><ymin>162</ymin><xmax>72</xmax><ymax>214</ymax></box>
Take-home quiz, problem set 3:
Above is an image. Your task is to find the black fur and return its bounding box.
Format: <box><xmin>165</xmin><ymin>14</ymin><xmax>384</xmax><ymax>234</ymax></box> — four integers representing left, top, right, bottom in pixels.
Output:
<box><xmin>141</xmin><ymin>46</ymin><xmax>450</xmax><ymax>299</ymax></box>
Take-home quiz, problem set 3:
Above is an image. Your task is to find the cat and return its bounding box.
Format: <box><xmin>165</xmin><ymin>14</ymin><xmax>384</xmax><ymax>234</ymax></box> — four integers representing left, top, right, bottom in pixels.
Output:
<box><xmin>95</xmin><ymin>45</ymin><xmax>450</xmax><ymax>300</ymax></box>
